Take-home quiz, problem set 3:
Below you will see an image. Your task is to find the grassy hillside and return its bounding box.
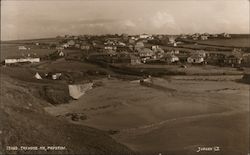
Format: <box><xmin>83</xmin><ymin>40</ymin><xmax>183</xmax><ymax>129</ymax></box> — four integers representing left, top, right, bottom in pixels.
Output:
<box><xmin>0</xmin><ymin>43</ymin><xmax>56</xmax><ymax>61</ymax></box>
<box><xmin>1</xmin><ymin>37</ymin><xmax>60</xmax><ymax>44</ymax></box>
<box><xmin>0</xmin><ymin>74</ymin><xmax>135</xmax><ymax>155</ymax></box>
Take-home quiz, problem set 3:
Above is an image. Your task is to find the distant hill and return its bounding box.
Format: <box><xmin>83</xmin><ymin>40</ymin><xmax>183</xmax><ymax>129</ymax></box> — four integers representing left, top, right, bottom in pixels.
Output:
<box><xmin>195</xmin><ymin>37</ymin><xmax>250</xmax><ymax>48</ymax></box>
<box><xmin>230</xmin><ymin>34</ymin><xmax>250</xmax><ymax>38</ymax></box>
<box><xmin>182</xmin><ymin>35</ymin><xmax>250</xmax><ymax>48</ymax></box>
<box><xmin>1</xmin><ymin>37</ymin><xmax>61</xmax><ymax>45</ymax></box>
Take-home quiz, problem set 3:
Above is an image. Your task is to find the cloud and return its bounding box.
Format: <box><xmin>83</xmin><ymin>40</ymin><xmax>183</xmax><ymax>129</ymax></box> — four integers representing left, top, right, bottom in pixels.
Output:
<box><xmin>2</xmin><ymin>1</ymin><xmax>249</xmax><ymax>40</ymax></box>
<box><xmin>86</xmin><ymin>23</ymin><xmax>104</xmax><ymax>28</ymax></box>
<box><xmin>123</xmin><ymin>20</ymin><xmax>136</xmax><ymax>27</ymax></box>
<box><xmin>4</xmin><ymin>24</ymin><xmax>16</xmax><ymax>29</ymax></box>
<box><xmin>78</xmin><ymin>18</ymin><xmax>118</xmax><ymax>25</ymax></box>
<box><xmin>151</xmin><ymin>11</ymin><xmax>176</xmax><ymax>28</ymax></box>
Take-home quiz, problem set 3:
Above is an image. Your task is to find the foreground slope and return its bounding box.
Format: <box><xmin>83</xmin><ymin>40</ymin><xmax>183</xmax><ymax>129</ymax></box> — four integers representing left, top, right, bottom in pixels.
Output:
<box><xmin>46</xmin><ymin>77</ymin><xmax>250</xmax><ymax>155</ymax></box>
<box><xmin>0</xmin><ymin>74</ymin><xmax>135</xmax><ymax>155</ymax></box>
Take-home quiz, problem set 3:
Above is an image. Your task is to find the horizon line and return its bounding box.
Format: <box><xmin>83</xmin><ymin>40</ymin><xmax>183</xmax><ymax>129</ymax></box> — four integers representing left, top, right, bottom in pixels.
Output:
<box><xmin>1</xmin><ymin>33</ymin><xmax>250</xmax><ymax>42</ymax></box>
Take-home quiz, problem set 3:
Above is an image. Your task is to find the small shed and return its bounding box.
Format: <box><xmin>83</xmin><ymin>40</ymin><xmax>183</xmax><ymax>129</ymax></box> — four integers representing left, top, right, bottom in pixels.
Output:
<box><xmin>34</xmin><ymin>72</ymin><xmax>42</xmax><ymax>80</ymax></box>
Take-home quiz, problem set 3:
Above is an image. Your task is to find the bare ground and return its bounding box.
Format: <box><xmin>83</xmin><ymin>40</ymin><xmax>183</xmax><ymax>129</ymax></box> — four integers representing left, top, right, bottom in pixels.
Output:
<box><xmin>45</xmin><ymin>76</ymin><xmax>249</xmax><ymax>155</ymax></box>
<box><xmin>0</xmin><ymin>74</ymin><xmax>135</xmax><ymax>155</ymax></box>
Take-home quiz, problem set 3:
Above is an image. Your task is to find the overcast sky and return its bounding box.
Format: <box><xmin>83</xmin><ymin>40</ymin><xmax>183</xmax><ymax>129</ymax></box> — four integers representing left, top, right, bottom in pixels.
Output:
<box><xmin>1</xmin><ymin>0</ymin><xmax>249</xmax><ymax>40</ymax></box>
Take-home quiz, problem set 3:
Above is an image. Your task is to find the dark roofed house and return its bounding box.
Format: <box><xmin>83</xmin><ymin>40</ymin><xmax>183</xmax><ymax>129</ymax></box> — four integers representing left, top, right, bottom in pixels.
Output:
<box><xmin>67</xmin><ymin>40</ymin><xmax>75</xmax><ymax>47</ymax></box>
<box><xmin>118</xmin><ymin>42</ymin><xmax>126</xmax><ymax>46</ymax></box>
<box><xmin>114</xmin><ymin>52</ymin><xmax>140</xmax><ymax>64</ymax></box>
<box><xmin>87</xmin><ymin>53</ymin><xmax>113</xmax><ymax>63</ymax></box>
<box><xmin>180</xmin><ymin>34</ymin><xmax>187</xmax><ymax>39</ymax></box>
<box><xmin>128</xmin><ymin>38</ymin><xmax>135</xmax><ymax>44</ymax></box>
<box><xmin>200</xmin><ymin>35</ymin><xmax>208</xmax><ymax>40</ymax></box>
<box><xmin>205</xmin><ymin>51</ymin><xmax>228</xmax><ymax>65</ymax></box>
<box><xmin>134</xmin><ymin>41</ymin><xmax>144</xmax><ymax>51</ymax></box>
<box><xmin>130</xmin><ymin>55</ymin><xmax>141</xmax><ymax>65</ymax></box>
<box><xmin>56</xmin><ymin>46</ymin><xmax>64</xmax><ymax>51</ymax></box>
<box><xmin>121</xmin><ymin>33</ymin><xmax>129</xmax><ymax>41</ymax></box>
<box><xmin>178</xmin><ymin>53</ymin><xmax>189</xmax><ymax>63</ymax></box>
<box><xmin>128</xmin><ymin>44</ymin><xmax>134</xmax><ymax>51</ymax></box>
<box><xmin>81</xmin><ymin>42</ymin><xmax>91</xmax><ymax>50</ymax></box>
<box><xmin>138</xmin><ymin>48</ymin><xmax>154</xmax><ymax>58</ymax></box>
<box><xmin>242</xmin><ymin>53</ymin><xmax>250</xmax><ymax>67</ymax></box>
<box><xmin>162</xmin><ymin>54</ymin><xmax>179</xmax><ymax>64</ymax></box>
<box><xmin>62</xmin><ymin>43</ymin><xmax>69</xmax><ymax>48</ymax></box>
<box><xmin>166</xmin><ymin>49</ymin><xmax>180</xmax><ymax>55</ymax></box>
<box><xmin>192</xmin><ymin>50</ymin><xmax>206</xmax><ymax>58</ymax></box>
<box><xmin>187</xmin><ymin>55</ymin><xmax>205</xmax><ymax>64</ymax></box>
<box><xmin>191</xmin><ymin>33</ymin><xmax>200</xmax><ymax>40</ymax></box>
<box><xmin>152</xmin><ymin>46</ymin><xmax>164</xmax><ymax>59</ymax></box>
<box><xmin>168</xmin><ymin>36</ymin><xmax>176</xmax><ymax>44</ymax></box>
<box><xmin>105</xmin><ymin>50</ymin><xmax>117</xmax><ymax>56</ymax></box>
<box><xmin>211</xmin><ymin>34</ymin><xmax>218</xmax><ymax>38</ymax></box>
<box><xmin>224</xmin><ymin>55</ymin><xmax>242</xmax><ymax>67</ymax></box>
<box><xmin>138</xmin><ymin>48</ymin><xmax>155</xmax><ymax>63</ymax></box>
<box><xmin>93</xmin><ymin>44</ymin><xmax>105</xmax><ymax>51</ymax></box>
<box><xmin>104</xmin><ymin>46</ymin><xmax>117</xmax><ymax>51</ymax></box>
<box><xmin>75</xmin><ymin>43</ymin><xmax>81</xmax><ymax>49</ymax></box>
<box><xmin>223</xmin><ymin>49</ymin><xmax>243</xmax><ymax>67</ymax></box>
<box><xmin>81</xmin><ymin>45</ymin><xmax>90</xmax><ymax>50</ymax></box>
<box><xmin>221</xmin><ymin>33</ymin><xmax>231</xmax><ymax>38</ymax></box>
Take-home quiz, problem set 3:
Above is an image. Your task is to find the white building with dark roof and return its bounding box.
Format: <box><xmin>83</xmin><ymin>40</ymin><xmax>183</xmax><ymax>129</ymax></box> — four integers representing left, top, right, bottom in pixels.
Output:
<box><xmin>5</xmin><ymin>57</ymin><xmax>40</xmax><ymax>64</ymax></box>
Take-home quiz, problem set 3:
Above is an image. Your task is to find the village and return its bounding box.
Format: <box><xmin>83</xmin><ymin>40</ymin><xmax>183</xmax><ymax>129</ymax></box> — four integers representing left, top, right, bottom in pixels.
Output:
<box><xmin>1</xmin><ymin>33</ymin><xmax>249</xmax><ymax>104</ymax></box>
<box><xmin>4</xmin><ymin>33</ymin><xmax>250</xmax><ymax>68</ymax></box>
<box><xmin>2</xmin><ymin>33</ymin><xmax>250</xmax><ymax>99</ymax></box>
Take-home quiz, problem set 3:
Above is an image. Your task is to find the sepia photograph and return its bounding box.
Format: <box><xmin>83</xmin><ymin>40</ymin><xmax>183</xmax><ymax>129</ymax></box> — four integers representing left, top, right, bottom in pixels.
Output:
<box><xmin>0</xmin><ymin>0</ymin><xmax>249</xmax><ymax>155</ymax></box>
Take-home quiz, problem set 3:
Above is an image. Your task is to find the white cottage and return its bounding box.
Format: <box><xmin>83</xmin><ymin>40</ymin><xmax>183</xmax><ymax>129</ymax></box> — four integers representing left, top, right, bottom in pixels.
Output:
<box><xmin>5</xmin><ymin>57</ymin><xmax>40</xmax><ymax>64</ymax></box>
<box><xmin>18</xmin><ymin>46</ymin><xmax>27</xmax><ymax>50</ymax></box>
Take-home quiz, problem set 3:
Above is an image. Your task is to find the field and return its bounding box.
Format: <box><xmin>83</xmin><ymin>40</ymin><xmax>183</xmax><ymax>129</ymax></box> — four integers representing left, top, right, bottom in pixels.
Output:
<box><xmin>194</xmin><ymin>37</ymin><xmax>250</xmax><ymax>48</ymax></box>
<box><xmin>0</xmin><ymin>43</ymin><xmax>55</xmax><ymax>61</ymax></box>
<box><xmin>45</xmin><ymin>76</ymin><xmax>249</xmax><ymax>155</ymax></box>
<box><xmin>178</xmin><ymin>44</ymin><xmax>232</xmax><ymax>51</ymax></box>
<box><xmin>0</xmin><ymin>43</ymin><xmax>87</xmax><ymax>62</ymax></box>
<box><xmin>112</xmin><ymin>63</ymin><xmax>244</xmax><ymax>76</ymax></box>
<box><xmin>1</xmin><ymin>37</ymin><xmax>61</xmax><ymax>45</ymax></box>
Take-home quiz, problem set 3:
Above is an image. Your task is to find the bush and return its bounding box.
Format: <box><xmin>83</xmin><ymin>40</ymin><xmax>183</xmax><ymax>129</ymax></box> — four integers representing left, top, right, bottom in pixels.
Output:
<box><xmin>39</xmin><ymin>86</ymin><xmax>71</xmax><ymax>105</ymax></box>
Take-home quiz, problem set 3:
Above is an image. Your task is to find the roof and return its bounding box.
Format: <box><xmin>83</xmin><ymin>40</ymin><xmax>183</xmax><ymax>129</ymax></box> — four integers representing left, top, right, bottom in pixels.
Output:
<box><xmin>130</xmin><ymin>54</ymin><xmax>140</xmax><ymax>59</ymax></box>
<box><xmin>189</xmin><ymin>55</ymin><xmax>204</xmax><ymax>59</ymax></box>
<box><xmin>226</xmin><ymin>55</ymin><xmax>242</xmax><ymax>59</ymax></box>
<box><xmin>105</xmin><ymin>50</ymin><xmax>116</xmax><ymax>55</ymax></box>
<box><xmin>81</xmin><ymin>42</ymin><xmax>91</xmax><ymax>46</ymax></box>
<box><xmin>94</xmin><ymin>44</ymin><xmax>105</xmax><ymax>49</ymax></box>
<box><xmin>135</xmin><ymin>41</ymin><xmax>144</xmax><ymax>45</ymax></box>
<box><xmin>5</xmin><ymin>55</ymin><xmax>40</xmax><ymax>59</ymax></box>
<box><xmin>163</xmin><ymin>53</ymin><xmax>178</xmax><ymax>58</ymax></box>
<box><xmin>138</xmin><ymin>48</ymin><xmax>154</xmax><ymax>54</ymax></box>
<box><xmin>68</xmin><ymin>40</ymin><xmax>75</xmax><ymax>42</ymax></box>
<box><xmin>154</xmin><ymin>48</ymin><xmax>164</xmax><ymax>53</ymax></box>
